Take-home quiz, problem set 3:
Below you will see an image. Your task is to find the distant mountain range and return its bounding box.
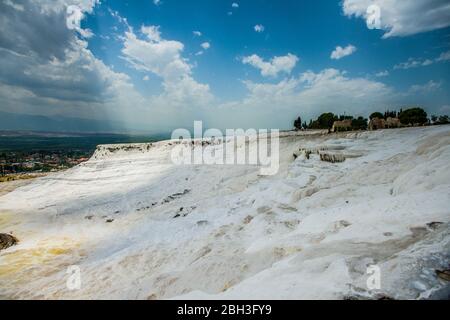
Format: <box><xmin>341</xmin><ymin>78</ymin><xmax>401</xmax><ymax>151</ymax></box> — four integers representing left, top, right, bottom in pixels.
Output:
<box><xmin>0</xmin><ymin>111</ymin><xmax>144</xmax><ymax>134</ymax></box>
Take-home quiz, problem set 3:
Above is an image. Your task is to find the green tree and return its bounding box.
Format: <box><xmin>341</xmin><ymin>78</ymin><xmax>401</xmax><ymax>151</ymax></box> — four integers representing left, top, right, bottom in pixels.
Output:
<box><xmin>317</xmin><ymin>113</ymin><xmax>337</xmax><ymax>129</ymax></box>
<box><xmin>431</xmin><ymin>115</ymin><xmax>438</xmax><ymax>123</ymax></box>
<box><xmin>351</xmin><ymin>117</ymin><xmax>368</xmax><ymax>130</ymax></box>
<box><xmin>338</xmin><ymin>114</ymin><xmax>353</xmax><ymax>121</ymax></box>
<box><xmin>293</xmin><ymin>116</ymin><xmax>302</xmax><ymax>130</ymax></box>
<box><xmin>438</xmin><ymin>115</ymin><xmax>449</xmax><ymax>124</ymax></box>
<box><xmin>398</xmin><ymin>107</ymin><xmax>428</xmax><ymax>125</ymax></box>
<box><xmin>370</xmin><ymin>112</ymin><xmax>383</xmax><ymax>120</ymax></box>
<box><xmin>384</xmin><ymin>110</ymin><xmax>397</xmax><ymax>119</ymax></box>
<box><xmin>309</xmin><ymin>120</ymin><xmax>320</xmax><ymax>129</ymax></box>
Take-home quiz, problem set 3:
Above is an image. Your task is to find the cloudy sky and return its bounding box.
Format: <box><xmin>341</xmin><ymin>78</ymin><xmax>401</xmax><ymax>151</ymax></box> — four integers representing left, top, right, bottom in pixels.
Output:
<box><xmin>0</xmin><ymin>0</ymin><xmax>449</xmax><ymax>132</ymax></box>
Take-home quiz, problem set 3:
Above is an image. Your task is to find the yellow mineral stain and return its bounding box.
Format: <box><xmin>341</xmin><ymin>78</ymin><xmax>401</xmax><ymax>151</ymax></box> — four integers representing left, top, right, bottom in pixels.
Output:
<box><xmin>0</xmin><ymin>237</ymin><xmax>81</xmax><ymax>280</ymax></box>
<box><xmin>222</xmin><ymin>281</ymin><xmax>234</xmax><ymax>292</ymax></box>
<box><xmin>0</xmin><ymin>210</ymin><xmax>17</xmax><ymax>230</ymax></box>
<box><xmin>273</xmin><ymin>246</ymin><xmax>302</xmax><ymax>258</ymax></box>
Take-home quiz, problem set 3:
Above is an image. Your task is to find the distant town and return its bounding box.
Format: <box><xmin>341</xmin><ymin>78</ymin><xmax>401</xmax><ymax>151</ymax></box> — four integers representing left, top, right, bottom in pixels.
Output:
<box><xmin>0</xmin><ymin>132</ymin><xmax>165</xmax><ymax>181</ymax></box>
<box><xmin>0</xmin><ymin>150</ymin><xmax>91</xmax><ymax>177</ymax></box>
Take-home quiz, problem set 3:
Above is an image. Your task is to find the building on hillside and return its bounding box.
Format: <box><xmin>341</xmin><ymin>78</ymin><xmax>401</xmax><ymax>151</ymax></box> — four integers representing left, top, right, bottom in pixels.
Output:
<box><xmin>331</xmin><ymin>119</ymin><xmax>352</xmax><ymax>132</ymax></box>
<box><xmin>369</xmin><ymin>117</ymin><xmax>386</xmax><ymax>130</ymax></box>
<box><xmin>386</xmin><ymin>117</ymin><xmax>401</xmax><ymax>128</ymax></box>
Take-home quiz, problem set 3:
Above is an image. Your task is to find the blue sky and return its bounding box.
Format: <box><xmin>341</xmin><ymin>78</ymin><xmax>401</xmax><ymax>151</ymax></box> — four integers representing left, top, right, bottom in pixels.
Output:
<box><xmin>85</xmin><ymin>0</ymin><xmax>449</xmax><ymax>99</ymax></box>
<box><xmin>0</xmin><ymin>0</ymin><xmax>449</xmax><ymax>131</ymax></box>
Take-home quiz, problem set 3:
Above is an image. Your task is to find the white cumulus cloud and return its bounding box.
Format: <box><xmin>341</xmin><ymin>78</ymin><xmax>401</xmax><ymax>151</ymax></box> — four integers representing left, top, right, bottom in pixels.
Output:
<box><xmin>4</xmin><ymin>0</ymin><xmax>24</xmax><ymax>11</ymax></box>
<box><xmin>375</xmin><ymin>70</ymin><xmax>389</xmax><ymax>77</ymax></box>
<box><xmin>330</xmin><ymin>45</ymin><xmax>357</xmax><ymax>60</ymax></box>
<box><xmin>394</xmin><ymin>51</ymin><xmax>450</xmax><ymax>70</ymax></box>
<box><xmin>436</xmin><ymin>50</ymin><xmax>450</xmax><ymax>62</ymax></box>
<box><xmin>212</xmin><ymin>68</ymin><xmax>395</xmax><ymax>129</ymax></box>
<box><xmin>121</xmin><ymin>25</ymin><xmax>213</xmax><ymax>106</ymax></box>
<box><xmin>409</xmin><ymin>80</ymin><xmax>442</xmax><ymax>94</ymax></box>
<box><xmin>342</xmin><ymin>0</ymin><xmax>450</xmax><ymax>38</ymax></box>
<box><xmin>254</xmin><ymin>24</ymin><xmax>265</xmax><ymax>33</ymax></box>
<box><xmin>242</xmin><ymin>53</ymin><xmax>299</xmax><ymax>77</ymax></box>
<box><xmin>141</xmin><ymin>25</ymin><xmax>162</xmax><ymax>42</ymax></box>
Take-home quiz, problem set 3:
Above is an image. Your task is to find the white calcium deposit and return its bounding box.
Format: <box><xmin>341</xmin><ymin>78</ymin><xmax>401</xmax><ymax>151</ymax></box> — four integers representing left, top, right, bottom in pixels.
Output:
<box><xmin>0</xmin><ymin>126</ymin><xmax>449</xmax><ymax>299</ymax></box>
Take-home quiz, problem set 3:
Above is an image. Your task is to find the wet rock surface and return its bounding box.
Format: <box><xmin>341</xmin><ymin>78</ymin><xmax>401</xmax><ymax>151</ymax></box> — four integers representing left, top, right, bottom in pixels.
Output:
<box><xmin>436</xmin><ymin>269</ymin><xmax>450</xmax><ymax>282</ymax></box>
<box><xmin>426</xmin><ymin>222</ymin><xmax>444</xmax><ymax>231</ymax></box>
<box><xmin>0</xmin><ymin>233</ymin><xmax>18</xmax><ymax>251</ymax></box>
